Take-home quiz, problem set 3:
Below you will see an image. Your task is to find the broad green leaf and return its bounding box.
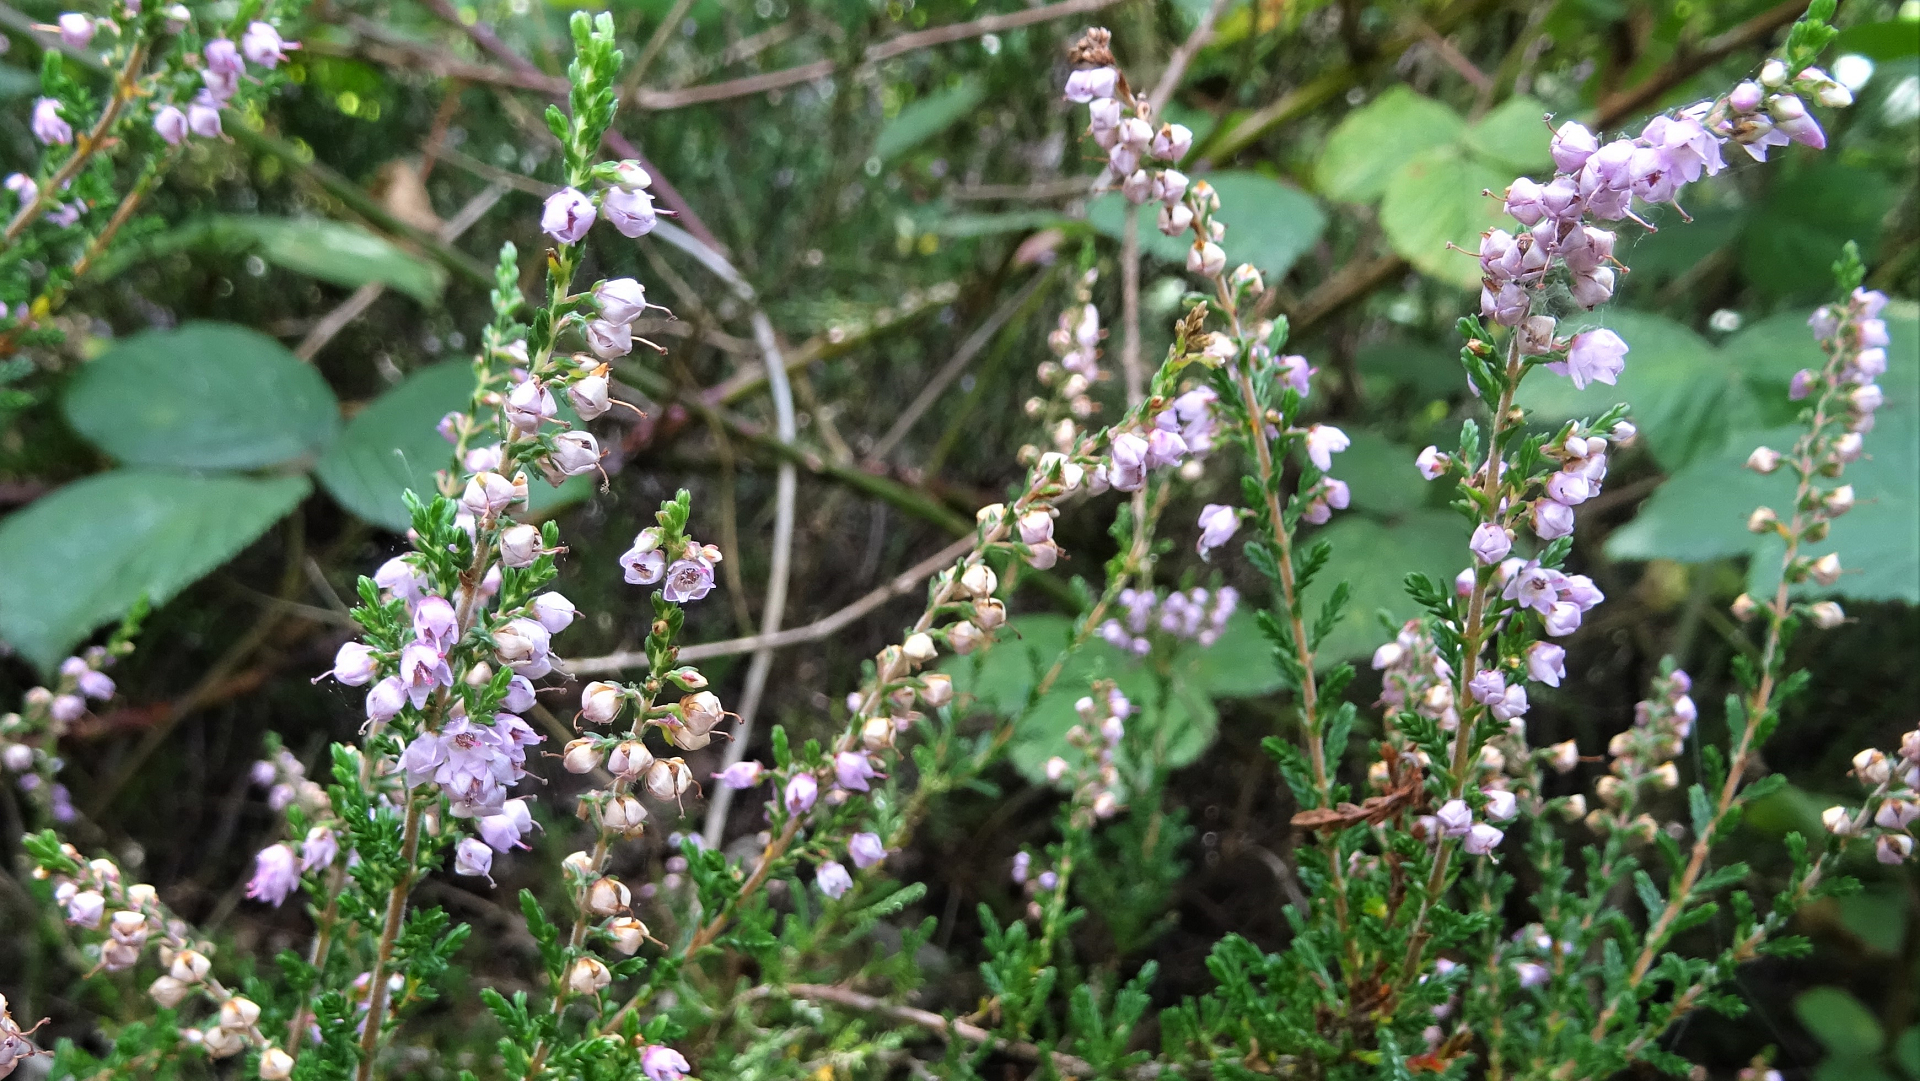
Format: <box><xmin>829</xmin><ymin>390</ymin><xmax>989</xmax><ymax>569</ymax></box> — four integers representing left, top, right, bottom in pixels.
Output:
<box><xmin>1317</xmin><ymin>87</ymin><xmax>1466</xmax><ymax>203</ymax></box>
<box><xmin>0</xmin><ymin>471</ymin><xmax>309</xmax><ymax>671</ymax></box>
<box><xmin>1896</xmin><ymin>1024</ymin><xmax>1920</xmax><ymax>1081</ymax></box>
<box><xmin>1088</xmin><ymin>171</ymin><xmax>1327</xmax><ymax>280</ymax></box>
<box><xmin>1462</xmin><ymin>95</ymin><xmax>1553</xmax><ymax>173</ymax></box>
<box><xmin>1357</xmin><ymin>340</ymin><xmax>1465</xmax><ymax>401</ymax></box>
<box><xmin>1379</xmin><ymin>145</ymin><xmax>1509</xmax><ymax>290</ymax></box>
<box><xmin>94</xmin><ymin>216</ymin><xmax>447</xmax><ymax>304</ymax></box>
<box><xmin>1837</xmin><ymin>888</ymin><xmax>1907</xmax><ymax>956</ymax></box>
<box><xmin>63</xmin><ymin>322</ymin><xmax>339</xmax><ymax>471</ymax></box>
<box><xmin>1515</xmin><ymin>310</ymin><xmax>1758</xmax><ymax>470</ymax></box>
<box><xmin>1793</xmin><ymin>986</ymin><xmax>1886</xmax><ymax>1057</ymax></box>
<box><xmin>1742</xmin><ymin>781</ymin><xmax>1831</xmax><ymax>839</ymax></box>
<box><xmin>1605</xmin><ymin>425</ymin><xmax>1803</xmax><ymax>565</ymax></box>
<box><xmin>875</xmin><ymin>77</ymin><xmax>986</xmax><ymax>162</ymax></box>
<box><xmin>1740</xmin><ymin>160</ymin><xmax>1894</xmax><ymax>301</ymax></box>
<box><xmin>314</xmin><ymin>363</ymin><xmax>587</xmax><ymax>531</ymax></box>
<box><xmin>1298</xmin><ymin>510</ymin><xmax>1470</xmax><ymax>663</ymax></box>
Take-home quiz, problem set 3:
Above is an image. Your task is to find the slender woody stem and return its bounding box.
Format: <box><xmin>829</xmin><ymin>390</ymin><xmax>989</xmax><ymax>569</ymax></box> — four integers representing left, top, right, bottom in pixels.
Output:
<box><xmin>354</xmin><ymin>795</ymin><xmax>425</xmax><ymax>1081</ymax></box>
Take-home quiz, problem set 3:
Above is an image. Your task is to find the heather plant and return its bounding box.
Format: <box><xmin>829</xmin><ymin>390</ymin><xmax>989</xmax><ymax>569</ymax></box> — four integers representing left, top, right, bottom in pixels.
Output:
<box><xmin>0</xmin><ymin>1</ymin><xmax>1914</xmax><ymax>1079</ymax></box>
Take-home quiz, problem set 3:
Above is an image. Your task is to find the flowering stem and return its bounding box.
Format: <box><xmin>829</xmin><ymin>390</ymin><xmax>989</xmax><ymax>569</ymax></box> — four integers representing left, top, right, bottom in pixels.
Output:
<box><xmin>354</xmin><ymin>794</ymin><xmax>426</xmax><ymax>1081</ymax></box>
<box><xmin>4</xmin><ymin>41</ymin><xmax>148</xmax><ymax>246</ymax></box>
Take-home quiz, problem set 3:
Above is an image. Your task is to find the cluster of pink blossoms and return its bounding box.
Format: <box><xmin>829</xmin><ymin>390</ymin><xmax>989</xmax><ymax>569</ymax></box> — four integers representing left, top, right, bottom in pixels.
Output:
<box><xmin>1098</xmin><ymin>585</ymin><xmax>1238</xmax><ymax>654</ymax></box>
<box><xmin>618</xmin><ymin>525</ymin><xmax>721</xmax><ymax>602</ymax></box>
<box><xmin>541</xmin><ymin>160</ymin><xmax>659</xmax><ymax>245</ymax></box>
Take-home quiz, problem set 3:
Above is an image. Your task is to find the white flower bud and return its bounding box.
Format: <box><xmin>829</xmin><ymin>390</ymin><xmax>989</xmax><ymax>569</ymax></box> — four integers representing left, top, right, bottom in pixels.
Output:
<box><xmin>561</xmin><ymin>850</ymin><xmax>595</xmax><ymax>877</ymax></box>
<box><xmin>861</xmin><ymin>715</ymin><xmax>897</xmax><ymax>752</ymax></box>
<box><xmin>608</xmin><ymin>740</ymin><xmax>654</xmax><ymax>778</ymax></box>
<box><xmin>1649</xmin><ymin>762</ymin><xmax>1680</xmax><ymax>790</ymax></box>
<box><xmin>219</xmin><ymin>996</ymin><xmax>261</xmax><ymax>1031</ymax></box>
<box><xmin>1822</xmin><ymin>805</ymin><xmax>1857</xmax><ymax>835</ymax></box>
<box><xmin>1825</xmin><ymin>485</ymin><xmax>1854</xmax><ymax>517</ymax></box>
<box><xmin>975</xmin><ymin>503</ymin><xmax>1006</xmax><ymax>530</ymax></box>
<box><xmin>1760</xmin><ymin>59</ymin><xmax>1788</xmax><ymax>88</ymax></box>
<box><xmin>563</xmin><ymin>738</ymin><xmax>603</xmax><ymax>774</ymax></box>
<box><xmin>902</xmin><ymin>633</ymin><xmax>938</xmax><ymax>664</ymax></box>
<box><xmin>149</xmin><ymin>975</ymin><xmax>192</xmax><ymax>1007</ymax></box>
<box><xmin>606</xmin><ymin>915</ymin><xmax>648</xmax><ymax>955</ymax></box>
<box><xmin>1745</xmin><ymin>446</ymin><xmax>1782</xmax><ymax>473</ymax></box>
<box><xmin>580</xmin><ymin>681</ymin><xmax>625</xmax><ymax>725</ymax></box>
<box><xmin>602</xmin><ymin>795</ymin><xmax>647</xmax><ymax>836</ymax></box>
<box><xmin>171</xmin><ymin>948</ymin><xmax>211</xmax><ymax>983</ymax></box>
<box><xmin>1808</xmin><ymin>601</ymin><xmax>1845</xmax><ymax>629</ymax></box>
<box><xmin>567</xmin><ymin>956</ymin><xmax>612</xmax><ymax>994</ymax></box>
<box><xmin>1045</xmin><ymin>756</ymin><xmax>1070</xmax><ymax>783</ymax></box>
<box><xmin>947</xmin><ymin>622</ymin><xmax>983</xmax><ymax>655</ymax></box>
<box><xmin>202</xmin><ymin>1024</ymin><xmax>247</xmax><ymax>1058</ymax></box>
<box><xmin>1747</xmin><ymin>506</ymin><xmax>1779</xmax><ymax>534</ymax></box>
<box><xmin>1731</xmin><ymin>593</ymin><xmax>1760</xmax><ymax>621</ymax></box>
<box><xmin>920</xmin><ymin>673</ymin><xmax>953</xmax><ymax>708</ymax></box>
<box><xmin>259</xmin><ymin>1047</ymin><xmax>295</xmax><ymax>1080</ymax></box>
<box><xmin>585</xmin><ymin>876</ymin><xmax>631</xmax><ymax>915</ymax></box>
<box><xmin>1879</xmin><ymin>834</ymin><xmax>1914</xmax><ymax>864</ymax></box>
<box><xmin>960</xmin><ymin>563</ymin><xmax>998</xmax><ymax>599</ymax></box>
<box><xmin>644</xmin><ymin>758</ymin><xmax>693</xmax><ymax>801</ymax></box>
<box><xmin>1855</xmin><ymin>749</ymin><xmax>1892</xmax><ymax>786</ymax></box>
<box><xmin>499</xmin><ymin>523</ymin><xmax>542</xmax><ymax>568</ymax></box>
<box><xmin>1561</xmin><ymin>794</ymin><xmax>1587</xmax><ymax>820</ymax></box>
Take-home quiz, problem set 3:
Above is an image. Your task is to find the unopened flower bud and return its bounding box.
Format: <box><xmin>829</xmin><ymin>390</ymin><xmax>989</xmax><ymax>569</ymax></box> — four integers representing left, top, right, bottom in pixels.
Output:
<box><xmin>563</xmin><ymin>738</ymin><xmax>603</xmax><ymax>774</ymax></box>
<box><xmin>1731</xmin><ymin>593</ymin><xmax>1759</xmax><ymax>621</ymax></box>
<box><xmin>1855</xmin><ymin>749</ymin><xmax>1892</xmax><ymax>786</ymax></box>
<box><xmin>1747</xmin><ymin>506</ymin><xmax>1778</xmax><ymax>534</ymax></box>
<box><xmin>1759</xmin><ymin>59</ymin><xmax>1788</xmax><ymax>88</ymax></box>
<box><xmin>580</xmin><ymin>681</ymin><xmax>625</xmax><ymax>725</ymax></box>
<box><xmin>586</xmin><ymin>876</ymin><xmax>631</xmax><ymax>915</ymax></box>
<box><xmin>861</xmin><ymin>715</ymin><xmax>896</xmax><ymax>752</ymax></box>
<box><xmin>149</xmin><ymin>974</ymin><xmax>192</xmax><ymax>1007</ymax></box>
<box><xmin>947</xmin><ymin>622</ymin><xmax>983</xmax><ymax>655</ymax></box>
<box><xmin>568</xmin><ymin>956</ymin><xmax>612</xmax><ymax>994</ymax></box>
<box><xmin>920</xmin><ymin>673</ymin><xmax>953</xmax><ymax>707</ymax></box>
<box><xmin>608</xmin><ymin>740</ymin><xmax>654</xmax><ymax>779</ymax></box>
<box><xmin>961</xmin><ymin>562</ymin><xmax>998</xmax><ymax>599</ymax></box>
<box><xmin>260</xmin><ymin>1047</ymin><xmax>295</xmax><ymax>1080</ymax></box>
<box><xmin>203</xmin><ymin>1025</ymin><xmax>247</xmax><ymax>1058</ymax></box>
<box><xmin>973</xmin><ymin>598</ymin><xmax>1007</xmax><ymax>630</ymax></box>
<box><xmin>1045</xmin><ymin>756</ymin><xmax>1070</xmax><ymax>782</ymax></box>
<box><xmin>606</xmin><ymin>915</ymin><xmax>648</xmax><ymax>955</ymax></box>
<box><xmin>219</xmin><ymin>996</ymin><xmax>261</xmax><ymax>1031</ymax></box>
<box><xmin>1649</xmin><ymin>762</ymin><xmax>1680</xmax><ymax>790</ymax></box>
<box><xmin>1745</xmin><ymin>446</ymin><xmax>1782</xmax><ymax>473</ymax></box>
<box><xmin>602</xmin><ymin>795</ymin><xmax>648</xmax><ymax>836</ymax></box>
<box><xmin>1808</xmin><ymin>601</ymin><xmax>1845</xmax><ymax>629</ymax></box>
<box><xmin>1822</xmin><ymin>805</ymin><xmax>1857</xmax><ymax>835</ymax></box>
<box><xmin>902</xmin><ymin>633</ymin><xmax>938</xmax><ymax>664</ymax></box>
<box><xmin>1809</xmin><ymin>552</ymin><xmax>1842</xmax><ymax>586</ymax></box>
<box><xmin>1824</xmin><ymin>485</ymin><xmax>1854</xmax><ymax>517</ymax></box>
<box><xmin>171</xmin><ymin>948</ymin><xmax>211</xmax><ymax>983</ymax></box>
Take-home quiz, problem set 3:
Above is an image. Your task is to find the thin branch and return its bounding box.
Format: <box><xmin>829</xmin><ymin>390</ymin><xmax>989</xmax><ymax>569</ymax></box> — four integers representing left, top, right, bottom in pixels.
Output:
<box><xmin>869</xmin><ymin>271</ymin><xmax>1048</xmax><ymax>463</ymax></box>
<box><xmin>297</xmin><ymin>184</ymin><xmax>506</xmax><ymax>361</ymax></box>
<box><xmin>570</xmin><ymin>536</ymin><xmax>973</xmax><ymax>676</ymax></box>
<box><xmin>627</xmin><ymin>0</ymin><xmax>700</xmax><ymax>91</ymax></box>
<box><xmin>1591</xmin><ymin>0</ymin><xmax>1804</xmax><ymax>129</ymax></box>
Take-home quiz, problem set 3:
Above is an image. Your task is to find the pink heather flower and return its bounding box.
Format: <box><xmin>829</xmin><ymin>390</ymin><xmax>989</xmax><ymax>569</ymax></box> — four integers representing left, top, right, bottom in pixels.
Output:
<box><xmin>640</xmin><ymin>1045</ymin><xmax>692</xmax><ymax>1081</ymax></box>
<box><xmin>1513</xmin><ymin>960</ymin><xmax>1548</xmax><ymax>987</ymax></box>
<box><xmin>834</xmin><ymin>751</ymin><xmax>879</xmax><ymax>792</ymax></box>
<box><xmin>1504</xmin><ymin>563</ymin><xmax>1562</xmax><ymax>615</ymax></box>
<box><xmin>712</xmin><ymin>761</ymin><xmax>765</xmax><ymax>789</ymax></box>
<box><xmin>1503</xmin><ymin>177</ymin><xmax>1546</xmax><ymax>226</ymax></box>
<box><xmin>530</xmin><ymin>592</ymin><xmax>576</xmax><ymax>635</ymax></box>
<box><xmin>1468</xmin><ymin>670</ymin><xmax>1506</xmax><ymax>705</ymax></box>
<box><xmin>1730</xmin><ymin>81</ymin><xmax>1764</xmax><ymax>113</ymax></box>
<box><xmin>186</xmin><ymin>96</ymin><xmax>223</xmax><ymax>138</ymax></box>
<box><xmin>1064</xmin><ymin>66</ymin><xmax>1117</xmax><ymax>103</ymax></box>
<box><xmin>301</xmin><ymin>826</ymin><xmax>339</xmax><ymax>872</ymax></box>
<box><xmin>1435</xmin><ymin>799</ymin><xmax>1473</xmax><ymax>838</ymax></box>
<box><xmin>76</xmin><ymin>668</ymin><xmax>114</xmax><ymax>700</ymax></box>
<box><xmin>1490</xmin><ymin>685</ymin><xmax>1529</xmax><ymax>721</ymax></box>
<box><xmin>375</xmin><ymin>556</ymin><xmax>428</xmax><ymax>602</ymax></box>
<box><xmin>1299</xmin><ymin>427</ymin><xmax>1345</xmax><ymax>474</ymax></box>
<box><xmin>1144</xmin><ymin>427</ymin><xmax>1188</xmax><ymax>469</ymax></box>
<box><xmin>1481</xmin><ymin>281</ymin><xmax>1529</xmax><ymax>326</ymax></box>
<box><xmin>366</xmin><ymin>676</ymin><xmax>407</xmax><ymax>722</ymax></box>
<box><xmin>1532</xmin><ymin>499</ymin><xmax>1575</xmax><ymax>540</ymax></box>
<box><xmin>1483</xmin><ymin>788</ymin><xmax>1518</xmax><ymax>822</ymax></box>
<box><xmin>1551</xmin><ymin>329</ymin><xmax>1628</xmax><ymax>390</ymax></box>
<box><xmin>1768</xmin><ymin>94</ymin><xmax>1824</xmax><ymax>149</ymax></box>
<box><xmin>398</xmin><ymin>641</ymin><xmax>452</xmax><ymax>708</ymax></box>
<box><xmin>153</xmin><ymin>105</ymin><xmax>188</xmax><ymax>145</ymax></box>
<box><xmin>550</xmin><ymin>431</ymin><xmax>602</xmax><ymax>476</ymax></box>
<box><xmin>1275</xmin><ymin>352</ymin><xmax>1313</xmax><ymax>397</ymax></box>
<box><xmin>1550</xmin><ymin>121</ymin><xmax>1599</xmax><ymax>173</ymax></box>
<box><xmin>815</xmin><ymin>860</ymin><xmax>853</xmax><ymax>899</ymax></box>
<box><xmin>324</xmin><ymin>642</ymin><xmax>379</xmax><ymax>687</ymax></box>
<box><xmin>1324</xmin><ymin>478</ymin><xmax>1350</xmax><ymax>512</ymax></box>
<box><xmin>240</xmin><ymin>21</ymin><xmax>294</xmax><ymax>68</ymax></box>
<box><xmin>594</xmin><ymin>277</ymin><xmax>648</xmax><ymax>324</ymax></box>
<box><xmin>1109</xmin><ymin>432</ymin><xmax>1149</xmax><ymax>491</ymax></box>
<box><xmin>849</xmin><ymin>832</ymin><xmax>888</xmax><ymax>869</ymax></box>
<box><xmin>585</xmin><ymin>318</ymin><xmax>632</xmax><ymax>359</ymax></box>
<box><xmin>1561</xmin><ymin>574</ymin><xmax>1604</xmax><ymax>611</ymax></box>
<box><xmin>1414</xmin><ymin>446</ymin><xmax>1447</xmax><ymax>480</ymax></box>
<box><xmin>541</xmin><ymin>188</ymin><xmax>596</xmax><ymax>244</ymax></box>
<box><xmin>569</xmin><ymin>374</ymin><xmax>612</xmax><ymax>420</ymax></box>
<box><xmin>204</xmin><ymin>38</ymin><xmax>244</xmax><ymax>75</ymax></box>
<box><xmin>478</xmin><ymin>798</ymin><xmax>537</xmax><ymax>852</ymax></box>
<box><xmin>1525</xmin><ymin>642</ymin><xmax>1566</xmax><ymax>687</ymax></box>
<box><xmin>413</xmin><ymin>596</ymin><xmax>458</xmax><ymax>651</ymax></box>
<box><xmin>32</xmin><ymin>98</ymin><xmax>72</xmax><ymax>145</ymax></box>
<box><xmin>49</xmin><ymin>694</ymin><xmax>84</xmax><ymax>722</ymax></box>
<box><xmin>1463</xmin><ymin>822</ymin><xmax>1505</xmax><ymax>855</ymax></box>
<box><xmin>453</xmin><ymin>837</ymin><xmax>494</xmax><ymax>880</ymax></box>
<box><xmin>662</xmin><ymin>555</ymin><xmax>716</xmax><ymax>603</ymax></box>
<box><xmin>1469</xmin><ymin>523</ymin><xmax>1511</xmax><ymax>565</ymax></box>
<box><xmin>1195</xmin><ymin>504</ymin><xmax>1239</xmax><ymax>559</ymax></box>
<box><xmin>503</xmin><ymin>674</ymin><xmax>537</xmax><ymax>714</ymax></box>
<box><xmin>784</xmin><ymin>773</ymin><xmax>818</xmax><ymax>815</ymax></box>
<box><xmin>1543</xmin><ymin>601</ymin><xmax>1582</xmax><ymax>637</ymax></box>
<box><xmin>601</xmin><ymin>186</ymin><xmax>657</xmax><ymax>238</ymax></box>
<box><xmin>247</xmin><ymin>843</ymin><xmax>301</xmax><ymax>906</ymax></box>
<box><xmin>57</xmin><ymin>12</ymin><xmax>94</xmax><ymax>47</ymax></box>
<box><xmin>505</xmin><ymin>377</ymin><xmax>558</xmax><ymax>433</ymax></box>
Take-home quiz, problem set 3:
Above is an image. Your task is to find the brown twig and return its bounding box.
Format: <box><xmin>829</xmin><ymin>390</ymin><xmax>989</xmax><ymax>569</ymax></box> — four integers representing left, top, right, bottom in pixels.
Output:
<box><xmin>1589</xmin><ymin>0</ymin><xmax>1805</xmax><ymax>129</ymax></box>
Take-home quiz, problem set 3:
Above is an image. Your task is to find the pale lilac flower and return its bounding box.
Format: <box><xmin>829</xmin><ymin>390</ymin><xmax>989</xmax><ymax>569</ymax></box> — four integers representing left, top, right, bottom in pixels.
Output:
<box><xmin>1549</xmin><ymin>121</ymin><xmax>1598</xmax><ymax>173</ymax></box>
<box><xmin>5</xmin><ymin>173</ymin><xmax>37</xmax><ymax>205</ymax></box>
<box><xmin>541</xmin><ymin>188</ymin><xmax>596</xmax><ymax>243</ymax></box>
<box><xmin>453</xmin><ymin>837</ymin><xmax>494</xmax><ymax>880</ymax></box>
<box><xmin>640</xmin><ymin>1045</ymin><xmax>692</xmax><ymax>1081</ymax></box>
<box><xmin>1482</xmin><ymin>281</ymin><xmax>1530</xmax><ymax>326</ymax></box>
<box><xmin>594</xmin><ymin>277</ymin><xmax>648</xmax><ymax>323</ymax></box>
<box><xmin>1468</xmin><ymin>670</ymin><xmax>1506</xmax><ymax>705</ymax></box>
<box><xmin>835</xmin><ymin>751</ymin><xmax>879</xmax><ymax>792</ymax></box>
<box><xmin>494</xmin><ymin>618</ymin><xmax>550</xmax><ymax>668</ymax></box>
<box><xmin>398</xmin><ymin>641</ymin><xmax>452</xmax><ymax>708</ymax></box>
<box><xmin>1504</xmin><ymin>563</ymin><xmax>1562</xmax><ymax>615</ymax></box>
<box><xmin>1415</xmin><ymin>446</ymin><xmax>1447</xmax><ymax>480</ymax></box>
<box><xmin>1513</xmin><ymin>960</ymin><xmax>1548</xmax><ymax>987</ymax></box>
<box><xmin>1490</xmin><ymin>685</ymin><xmax>1529</xmax><ymax>721</ymax></box>
<box><xmin>1463</xmin><ymin>822</ymin><xmax>1505</xmax><ymax>855</ymax></box>
<box><xmin>1768</xmin><ymin>94</ymin><xmax>1824</xmax><ymax>149</ymax></box>
<box><xmin>621</xmin><ymin>547</ymin><xmax>666</xmax><ymax>586</ymax></box>
<box><xmin>49</xmin><ymin>694</ymin><xmax>84</xmax><ymax>723</ymax></box>
<box><xmin>505</xmin><ymin>378</ymin><xmax>558</xmax><ymax>433</ymax></box>
<box><xmin>1729</xmin><ymin>81</ymin><xmax>1764</xmax><ymax>112</ymax></box>
<box><xmin>76</xmin><ymin>668</ymin><xmax>114</xmax><ymax>700</ymax></box>
<box><xmin>186</xmin><ymin>96</ymin><xmax>223</xmax><ymax>138</ymax></box>
<box><xmin>478</xmin><ymin>798</ymin><xmax>537</xmax><ymax>852</ymax></box>
<box><xmin>550</xmin><ymin>431</ymin><xmax>602</xmax><ymax>476</ymax></box>
<box><xmin>1011</xmin><ymin>852</ymin><xmax>1031</xmax><ymax>883</ymax></box>
<box><xmin>529</xmin><ymin>593</ymin><xmax>575</xmax><ymax>635</ymax></box>
<box><xmin>241</xmin><ymin>21</ymin><xmax>294</xmax><ymax>67</ymax></box>
<box><xmin>585</xmin><ymin>319</ymin><xmax>632</xmax><ymax>359</ymax></box>
<box><xmin>1150</xmin><ymin>122</ymin><xmax>1193</xmax><ymax>161</ymax></box>
<box><xmin>32</xmin><ymin>98</ymin><xmax>72</xmax><ymax>145</ymax></box>
<box><xmin>374</xmin><ymin>556</ymin><xmax>428</xmax><ymax>602</ymax></box>
<box><xmin>1188</xmin><ymin>239</ymin><xmax>1226</xmax><ymax>277</ymax></box>
<box><xmin>661</xmin><ymin>555</ymin><xmax>716</xmax><ymax>603</ymax></box>
<box><xmin>601</xmin><ymin>186</ymin><xmax>657</xmax><ymax>238</ymax></box>
<box><xmin>366</xmin><ymin>676</ymin><xmax>407</xmax><ymax>722</ymax></box>
<box><xmin>204</xmin><ymin>37</ymin><xmax>244</xmax><ymax>74</ymax></box>
<box><xmin>1482</xmin><ymin>788</ymin><xmax>1518</xmax><ymax>822</ymax></box>
<box><xmin>1195</xmin><ymin>504</ymin><xmax>1239</xmax><ymax>559</ymax></box>
<box><xmin>1551</xmin><ymin>329</ymin><xmax>1628</xmax><ymax>390</ymax></box>
<box><xmin>153</xmin><ymin>105</ymin><xmax>188</xmax><ymax>145</ymax></box>
<box><xmin>712</xmin><ymin>761</ymin><xmax>765</xmax><ymax>789</ymax></box>
<box><xmin>1277</xmin><ymin>353</ymin><xmax>1313</xmax><ymax>397</ymax></box>
<box><xmin>413</xmin><ymin>596</ymin><xmax>458</xmax><ymax>651</ymax></box>
<box><xmin>1064</xmin><ymin>66</ymin><xmax>1117</xmax><ymax>103</ymax></box>
<box><xmin>1435</xmin><ymin>799</ymin><xmax>1473</xmax><ymax>838</ymax></box>
<box><xmin>1561</xmin><ymin>574</ymin><xmax>1604</xmax><ymax>611</ymax></box>
<box><xmin>1144</xmin><ymin>427</ymin><xmax>1188</xmax><ymax>468</ymax></box>
<box><xmin>1543</xmin><ymin>601</ymin><xmax>1582</xmax><ymax>637</ymax></box>
<box><xmin>1108</xmin><ymin>432</ymin><xmax>1149</xmax><ymax>491</ymax></box>
<box><xmin>815</xmin><ymin>860</ymin><xmax>853</xmax><ymax>899</ymax></box>
<box><xmin>1525</xmin><ymin>642</ymin><xmax>1566</xmax><ymax>687</ymax></box>
<box><xmin>301</xmin><ymin>826</ymin><xmax>338</xmax><ymax>872</ymax></box>
<box><xmin>58</xmin><ymin>12</ymin><xmax>94</xmax><ymax>47</ymax></box>
<box><xmin>849</xmin><ymin>832</ymin><xmax>888</xmax><ymax>869</ymax></box>
<box><xmin>246</xmin><ymin>844</ymin><xmax>300</xmax><ymax>906</ymax></box>
<box><xmin>1503</xmin><ymin>177</ymin><xmax>1547</xmax><ymax>225</ymax></box>
<box><xmin>568</xmin><ymin>374</ymin><xmax>611</xmax><ymax>420</ymax></box>
<box><xmin>1469</xmin><ymin>523</ymin><xmax>1511</xmax><ymax>565</ymax></box>
<box><xmin>66</xmin><ymin>888</ymin><xmax>105</xmax><ymax>927</ymax></box>
<box><xmin>1532</xmin><ymin>499</ymin><xmax>1575</xmax><ymax>540</ymax></box>
<box><xmin>1305</xmin><ymin>425</ymin><xmax>1349</xmax><ymax>471</ymax></box>
<box><xmin>784</xmin><ymin>773</ymin><xmax>818</xmax><ymax>815</ymax></box>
